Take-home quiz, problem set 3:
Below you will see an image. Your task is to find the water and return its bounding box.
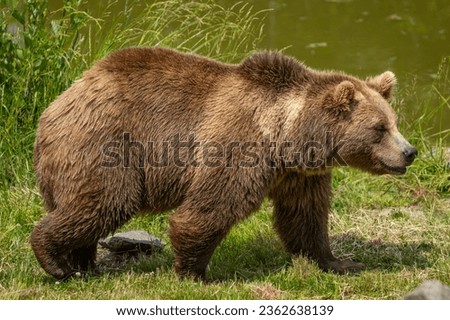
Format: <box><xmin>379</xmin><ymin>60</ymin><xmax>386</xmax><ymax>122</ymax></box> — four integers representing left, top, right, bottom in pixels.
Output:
<box><xmin>236</xmin><ymin>0</ymin><xmax>450</xmax><ymax>137</ymax></box>
<box><xmin>250</xmin><ymin>0</ymin><xmax>449</xmax><ymax>79</ymax></box>
<box><xmin>50</xmin><ymin>0</ymin><xmax>450</xmax><ymax>137</ymax></box>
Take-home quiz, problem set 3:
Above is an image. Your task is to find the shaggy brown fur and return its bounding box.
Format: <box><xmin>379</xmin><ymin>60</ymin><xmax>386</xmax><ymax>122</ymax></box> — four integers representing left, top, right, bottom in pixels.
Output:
<box><xmin>32</xmin><ymin>47</ymin><xmax>416</xmax><ymax>280</ymax></box>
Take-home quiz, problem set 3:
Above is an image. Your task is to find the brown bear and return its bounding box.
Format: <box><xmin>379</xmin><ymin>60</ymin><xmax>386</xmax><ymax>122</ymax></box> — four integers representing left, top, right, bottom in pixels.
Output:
<box><xmin>31</xmin><ymin>47</ymin><xmax>417</xmax><ymax>280</ymax></box>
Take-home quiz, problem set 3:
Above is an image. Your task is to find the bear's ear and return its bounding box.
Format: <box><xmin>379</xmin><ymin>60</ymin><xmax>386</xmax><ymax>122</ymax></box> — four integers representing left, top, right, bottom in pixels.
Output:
<box><xmin>332</xmin><ymin>80</ymin><xmax>355</xmax><ymax>113</ymax></box>
<box><xmin>334</xmin><ymin>80</ymin><xmax>355</xmax><ymax>105</ymax></box>
<box><xmin>324</xmin><ymin>80</ymin><xmax>355</xmax><ymax>116</ymax></box>
<box><xmin>366</xmin><ymin>71</ymin><xmax>397</xmax><ymax>99</ymax></box>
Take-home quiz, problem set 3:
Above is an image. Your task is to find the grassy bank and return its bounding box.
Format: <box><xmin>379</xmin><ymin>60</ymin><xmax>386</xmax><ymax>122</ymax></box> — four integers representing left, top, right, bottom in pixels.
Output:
<box><xmin>0</xmin><ymin>0</ymin><xmax>448</xmax><ymax>299</ymax></box>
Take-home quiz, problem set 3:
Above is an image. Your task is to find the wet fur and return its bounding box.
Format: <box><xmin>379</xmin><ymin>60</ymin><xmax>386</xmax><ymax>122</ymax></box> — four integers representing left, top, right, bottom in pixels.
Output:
<box><xmin>32</xmin><ymin>47</ymin><xmax>407</xmax><ymax>280</ymax></box>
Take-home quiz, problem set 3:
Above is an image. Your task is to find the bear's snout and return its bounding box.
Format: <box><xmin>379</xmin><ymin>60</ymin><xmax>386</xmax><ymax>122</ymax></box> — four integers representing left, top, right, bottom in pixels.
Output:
<box><xmin>403</xmin><ymin>145</ymin><xmax>417</xmax><ymax>165</ymax></box>
<box><xmin>392</xmin><ymin>129</ymin><xmax>416</xmax><ymax>168</ymax></box>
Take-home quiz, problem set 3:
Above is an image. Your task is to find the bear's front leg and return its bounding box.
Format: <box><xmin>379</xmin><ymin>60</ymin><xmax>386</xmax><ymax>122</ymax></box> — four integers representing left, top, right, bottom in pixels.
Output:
<box><xmin>269</xmin><ymin>172</ymin><xmax>364</xmax><ymax>274</ymax></box>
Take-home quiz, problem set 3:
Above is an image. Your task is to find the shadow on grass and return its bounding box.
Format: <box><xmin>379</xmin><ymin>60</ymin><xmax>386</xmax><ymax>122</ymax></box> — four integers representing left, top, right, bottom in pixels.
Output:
<box><xmin>59</xmin><ymin>231</ymin><xmax>434</xmax><ymax>282</ymax></box>
<box><xmin>94</xmin><ymin>233</ymin><xmax>292</xmax><ymax>282</ymax></box>
<box><xmin>331</xmin><ymin>232</ymin><xmax>435</xmax><ymax>272</ymax></box>
<box><xmin>206</xmin><ymin>232</ymin><xmax>434</xmax><ymax>281</ymax></box>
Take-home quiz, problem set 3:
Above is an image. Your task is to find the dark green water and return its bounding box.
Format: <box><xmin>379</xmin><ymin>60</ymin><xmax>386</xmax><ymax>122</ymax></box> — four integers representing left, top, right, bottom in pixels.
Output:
<box><xmin>249</xmin><ymin>0</ymin><xmax>449</xmax><ymax>80</ymax></box>
<box><xmin>50</xmin><ymin>0</ymin><xmax>450</xmax><ymax>137</ymax></box>
<box><xmin>235</xmin><ymin>0</ymin><xmax>450</xmax><ymax>137</ymax></box>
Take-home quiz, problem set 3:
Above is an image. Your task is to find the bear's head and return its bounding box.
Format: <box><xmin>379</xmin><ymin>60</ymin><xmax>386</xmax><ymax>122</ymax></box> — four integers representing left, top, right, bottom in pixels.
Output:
<box><xmin>326</xmin><ymin>71</ymin><xmax>417</xmax><ymax>175</ymax></box>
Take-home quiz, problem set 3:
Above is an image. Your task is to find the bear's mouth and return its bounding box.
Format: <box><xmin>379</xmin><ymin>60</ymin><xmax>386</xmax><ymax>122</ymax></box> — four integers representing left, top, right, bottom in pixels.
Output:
<box><xmin>379</xmin><ymin>160</ymin><xmax>406</xmax><ymax>174</ymax></box>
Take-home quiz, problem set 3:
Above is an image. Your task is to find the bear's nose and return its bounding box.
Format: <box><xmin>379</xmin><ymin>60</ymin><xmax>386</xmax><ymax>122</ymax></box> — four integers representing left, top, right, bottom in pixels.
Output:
<box><xmin>403</xmin><ymin>146</ymin><xmax>417</xmax><ymax>165</ymax></box>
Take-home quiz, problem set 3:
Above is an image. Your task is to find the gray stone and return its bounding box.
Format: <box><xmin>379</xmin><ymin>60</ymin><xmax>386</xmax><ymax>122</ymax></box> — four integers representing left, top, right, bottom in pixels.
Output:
<box><xmin>99</xmin><ymin>230</ymin><xmax>164</xmax><ymax>254</ymax></box>
<box><xmin>404</xmin><ymin>280</ymin><xmax>450</xmax><ymax>300</ymax></box>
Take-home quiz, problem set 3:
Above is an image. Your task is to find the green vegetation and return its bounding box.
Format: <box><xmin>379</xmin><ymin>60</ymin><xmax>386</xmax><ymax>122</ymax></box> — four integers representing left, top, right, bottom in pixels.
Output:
<box><xmin>0</xmin><ymin>0</ymin><xmax>448</xmax><ymax>300</ymax></box>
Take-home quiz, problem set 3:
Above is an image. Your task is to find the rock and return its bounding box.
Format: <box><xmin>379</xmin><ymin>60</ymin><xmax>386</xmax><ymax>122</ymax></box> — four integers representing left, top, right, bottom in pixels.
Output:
<box><xmin>404</xmin><ymin>280</ymin><xmax>450</xmax><ymax>300</ymax></box>
<box><xmin>99</xmin><ymin>230</ymin><xmax>164</xmax><ymax>254</ymax></box>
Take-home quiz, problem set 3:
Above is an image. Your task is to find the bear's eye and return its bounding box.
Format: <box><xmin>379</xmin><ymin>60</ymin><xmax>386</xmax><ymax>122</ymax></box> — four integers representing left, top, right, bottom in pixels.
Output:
<box><xmin>374</xmin><ymin>124</ymin><xmax>387</xmax><ymax>132</ymax></box>
<box><xmin>372</xmin><ymin>125</ymin><xmax>387</xmax><ymax>143</ymax></box>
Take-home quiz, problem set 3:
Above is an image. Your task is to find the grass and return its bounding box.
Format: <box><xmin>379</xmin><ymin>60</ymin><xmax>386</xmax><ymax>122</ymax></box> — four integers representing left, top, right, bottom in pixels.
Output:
<box><xmin>0</xmin><ymin>0</ymin><xmax>449</xmax><ymax>300</ymax></box>
<box><xmin>0</xmin><ymin>187</ymin><xmax>448</xmax><ymax>299</ymax></box>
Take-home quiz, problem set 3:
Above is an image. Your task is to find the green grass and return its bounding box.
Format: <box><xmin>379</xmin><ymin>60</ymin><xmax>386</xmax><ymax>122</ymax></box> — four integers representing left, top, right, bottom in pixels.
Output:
<box><xmin>0</xmin><ymin>187</ymin><xmax>448</xmax><ymax>299</ymax></box>
<box><xmin>0</xmin><ymin>0</ymin><xmax>449</xmax><ymax>300</ymax></box>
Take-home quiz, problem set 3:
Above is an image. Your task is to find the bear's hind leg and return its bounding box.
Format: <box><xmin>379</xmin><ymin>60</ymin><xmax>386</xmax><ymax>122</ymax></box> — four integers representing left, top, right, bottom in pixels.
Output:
<box><xmin>67</xmin><ymin>245</ymin><xmax>99</xmax><ymax>276</ymax></box>
<box><xmin>31</xmin><ymin>214</ymin><xmax>75</xmax><ymax>279</ymax></box>
<box><xmin>270</xmin><ymin>172</ymin><xmax>364</xmax><ymax>274</ymax></box>
<box><xmin>31</xmin><ymin>207</ymin><xmax>125</xmax><ymax>279</ymax></box>
<box><xmin>169</xmin><ymin>208</ymin><xmax>232</xmax><ymax>281</ymax></box>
